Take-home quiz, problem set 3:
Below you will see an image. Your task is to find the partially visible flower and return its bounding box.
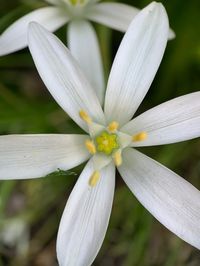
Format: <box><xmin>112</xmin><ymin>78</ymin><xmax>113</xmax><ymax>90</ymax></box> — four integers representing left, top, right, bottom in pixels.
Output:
<box><xmin>0</xmin><ymin>2</ymin><xmax>199</xmax><ymax>265</ymax></box>
<box><xmin>0</xmin><ymin>218</ymin><xmax>29</xmax><ymax>257</ymax></box>
<box><xmin>0</xmin><ymin>0</ymin><xmax>174</xmax><ymax>103</ymax></box>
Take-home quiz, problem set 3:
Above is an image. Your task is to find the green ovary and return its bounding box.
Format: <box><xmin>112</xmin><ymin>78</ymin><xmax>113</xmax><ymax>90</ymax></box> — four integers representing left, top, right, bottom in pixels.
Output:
<box><xmin>69</xmin><ymin>0</ymin><xmax>84</xmax><ymax>5</ymax></box>
<box><xmin>95</xmin><ymin>131</ymin><xmax>119</xmax><ymax>155</ymax></box>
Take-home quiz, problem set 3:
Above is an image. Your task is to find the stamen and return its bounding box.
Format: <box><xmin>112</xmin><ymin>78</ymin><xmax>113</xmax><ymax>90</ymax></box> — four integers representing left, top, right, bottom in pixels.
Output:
<box><xmin>113</xmin><ymin>150</ymin><xmax>122</xmax><ymax>167</ymax></box>
<box><xmin>132</xmin><ymin>131</ymin><xmax>147</xmax><ymax>142</ymax></box>
<box><xmin>89</xmin><ymin>171</ymin><xmax>100</xmax><ymax>187</ymax></box>
<box><xmin>85</xmin><ymin>140</ymin><xmax>96</xmax><ymax>154</ymax></box>
<box><xmin>107</xmin><ymin>121</ymin><xmax>119</xmax><ymax>133</ymax></box>
<box><xmin>79</xmin><ymin>110</ymin><xmax>92</xmax><ymax>124</ymax></box>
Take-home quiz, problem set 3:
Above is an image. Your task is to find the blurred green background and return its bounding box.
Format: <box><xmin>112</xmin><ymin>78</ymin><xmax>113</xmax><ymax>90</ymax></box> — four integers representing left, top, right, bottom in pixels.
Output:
<box><xmin>0</xmin><ymin>0</ymin><xmax>200</xmax><ymax>265</ymax></box>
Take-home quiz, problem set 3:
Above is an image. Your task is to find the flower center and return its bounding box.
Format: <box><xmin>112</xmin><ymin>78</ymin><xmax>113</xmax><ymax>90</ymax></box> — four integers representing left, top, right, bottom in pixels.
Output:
<box><xmin>68</xmin><ymin>0</ymin><xmax>85</xmax><ymax>6</ymax></box>
<box><xmin>95</xmin><ymin>131</ymin><xmax>119</xmax><ymax>155</ymax></box>
<box><xmin>79</xmin><ymin>109</ymin><xmax>148</xmax><ymax>187</ymax></box>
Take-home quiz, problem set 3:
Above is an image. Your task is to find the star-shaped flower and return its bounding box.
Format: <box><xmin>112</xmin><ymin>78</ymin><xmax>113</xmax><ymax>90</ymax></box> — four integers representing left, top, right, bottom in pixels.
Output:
<box><xmin>0</xmin><ymin>2</ymin><xmax>199</xmax><ymax>265</ymax></box>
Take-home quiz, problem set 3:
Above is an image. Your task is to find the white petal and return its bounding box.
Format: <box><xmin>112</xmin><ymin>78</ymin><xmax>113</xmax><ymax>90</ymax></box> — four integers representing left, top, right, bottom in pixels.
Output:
<box><xmin>28</xmin><ymin>22</ymin><xmax>105</xmax><ymax>132</ymax></box>
<box><xmin>0</xmin><ymin>134</ymin><xmax>90</xmax><ymax>180</ymax></box>
<box><xmin>104</xmin><ymin>2</ymin><xmax>169</xmax><ymax>126</ymax></box>
<box><xmin>92</xmin><ymin>153</ymin><xmax>112</xmax><ymax>171</ymax></box>
<box><xmin>57</xmin><ymin>160</ymin><xmax>115</xmax><ymax>266</ymax></box>
<box><xmin>67</xmin><ymin>20</ymin><xmax>105</xmax><ymax>105</ymax></box>
<box><xmin>117</xmin><ymin>131</ymin><xmax>132</xmax><ymax>149</ymax></box>
<box><xmin>86</xmin><ymin>2</ymin><xmax>139</xmax><ymax>32</ymax></box>
<box><xmin>168</xmin><ymin>29</ymin><xmax>176</xmax><ymax>40</ymax></box>
<box><xmin>0</xmin><ymin>7</ymin><xmax>68</xmax><ymax>56</ymax></box>
<box><xmin>86</xmin><ymin>2</ymin><xmax>174</xmax><ymax>39</ymax></box>
<box><xmin>88</xmin><ymin>122</ymin><xmax>105</xmax><ymax>138</ymax></box>
<box><xmin>122</xmin><ymin>92</ymin><xmax>200</xmax><ymax>146</ymax></box>
<box><xmin>119</xmin><ymin>148</ymin><xmax>200</xmax><ymax>250</ymax></box>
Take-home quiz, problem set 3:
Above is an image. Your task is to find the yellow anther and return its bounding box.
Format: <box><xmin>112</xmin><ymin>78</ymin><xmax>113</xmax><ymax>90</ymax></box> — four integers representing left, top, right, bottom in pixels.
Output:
<box><xmin>79</xmin><ymin>110</ymin><xmax>92</xmax><ymax>124</ymax></box>
<box><xmin>113</xmin><ymin>150</ymin><xmax>122</xmax><ymax>167</ymax></box>
<box><xmin>89</xmin><ymin>171</ymin><xmax>100</xmax><ymax>187</ymax></box>
<box><xmin>107</xmin><ymin>121</ymin><xmax>119</xmax><ymax>133</ymax></box>
<box><xmin>132</xmin><ymin>131</ymin><xmax>147</xmax><ymax>142</ymax></box>
<box><xmin>85</xmin><ymin>140</ymin><xmax>96</xmax><ymax>154</ymax></box>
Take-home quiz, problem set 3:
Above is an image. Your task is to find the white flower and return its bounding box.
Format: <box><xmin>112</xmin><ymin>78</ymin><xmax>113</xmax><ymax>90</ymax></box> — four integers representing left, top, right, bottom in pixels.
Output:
<box><xmin>0</xmin><ymin>2</ymin><xmax>199</xmax><ymax>265</ymax></box>
<box><xmin>0</xmin><ymin>0</ymin><xmax>174</xmax><ymax>103</ymax></box>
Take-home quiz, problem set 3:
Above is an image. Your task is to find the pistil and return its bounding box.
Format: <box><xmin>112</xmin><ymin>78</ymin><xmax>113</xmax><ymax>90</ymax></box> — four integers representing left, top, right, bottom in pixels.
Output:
<box><xmin>95</xmin><ymin>131</ymin><xmax>119</xmax><ymax>155</ymax></box>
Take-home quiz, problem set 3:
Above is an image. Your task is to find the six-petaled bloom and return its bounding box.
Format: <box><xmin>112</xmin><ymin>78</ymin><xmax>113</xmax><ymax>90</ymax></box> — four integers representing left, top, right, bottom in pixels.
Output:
<box><xmin>0</xmin><ymin>2</ymin><xmax>200</xmax><ymax>266</ymax></box>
